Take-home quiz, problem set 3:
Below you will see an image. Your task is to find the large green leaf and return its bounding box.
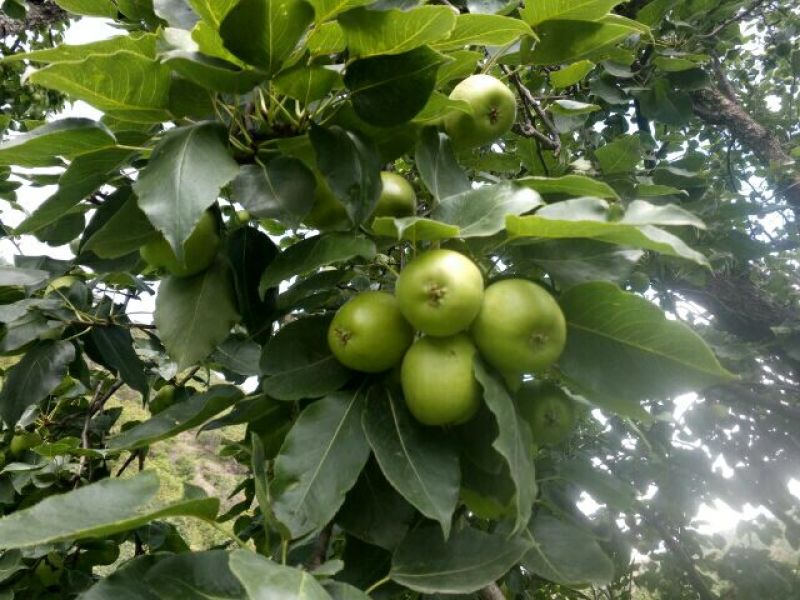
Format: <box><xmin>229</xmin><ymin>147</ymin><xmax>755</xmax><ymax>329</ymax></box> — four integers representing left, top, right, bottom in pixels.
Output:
<box><xmin>595</xmin><ymin>134</ymin><xmax>642</xmax><ymax>174</ymax></box>
<box><xmin>414</xmin><ymin>127</ymin><xmax>470</xmax><ymax>201</ymax></box>
<box><xmin>260</xmin><ymin>314</ymin><xmax>351</xmax><ymax>401</ymax></box>
<box><xmin>4</xmin><ymin>32</ymin><xmax>157</xmax><ymax>63</ymax></box>
<box><xmin>0</xmin><ymin>265</ymin><xmax>49</xmax><ymax>287</ymax></box>
<box><xmin>309</xmin><ymin>125</ymin><xmax>381</xmax><ymax>226</ymax></box>
<box><xmin>81</xmin><ymin>192</ymin><xmax>160</xmax><ymax>258</ymax></box>
<box><xmin>371</xmin><ymin>216</ymin><xmax>460</xmax><ymax>242</ymax></box>
<box><xmin>259</xmin><ymin>234</ymin><xmax>376</xmax><ymax>293</ymax></box>
<box><xmin>345</xmin><ymin>47</ymin><xmax>447</xmax><ymax>127</ymax></box>
<box><xmin>550</xmin><ymin>60</ymin><xmax>596</xmax><ymax>88</ymax></box>
<box><xmin>81</xmin><ymin>551</ymin><xmax>246</xmax><ymax>599</ymax></box>
<box><xmin>274</xmin><ymin>64</ymin><xmax>341</xmax><ymax>104</ymax></box>
<box><xmin>55</xmin><ymin>0</ymin><xmax>117</xmax><ymax>17</ymax></box>
<box><xmin>433</xmin><ymin>182</ymin><xmax>542</xmax><ymax>238</ymax></box>
<box><xmin>0</xmin><ymin>471</ymin><xmax>218</xmax><ymax>550</ymax></box>
<box><xmin>521</xmin><ymin>0</ymin><xmax>624</xmax><ymax>25</ymax></box>
<box><xmin>134</xmin><ymin>122</ymin><xmax>238</xmax><ymax>258</ymax></box>
<box><xmin>29</xmin><ymin>52</ymin><xmax>172</xmax><ymax>122</ymax></box>
<box><xmin>338</xmin><ymin>6</ymin><xmax>457</xmax><ymax>57</ymax></box>
<box><xmin>229</xmin><ymin>550</ymin><xmax>331</xmax><ymax>599</ymax></box>
<box><xmin>474</xmin><ymin>362</ymin><xmax>536</xmax><ymax>535</ymax></box>
<box><xmin>163</xmin><ymin>51</ymin><xmax>266</xmax><ymax>94</ymax></box>
<box><xmin>337</xmin><ymin>460</ymin><xmax>416</xmax><ymax>551</ymax></box>
<box><xmin>106</xmin><ymin>386</ymin><xmax>242</xmax><ymax>451</ymax></box>
<box><xmin>507</xmin><ymin>239</ymin><xmax>643</xmax><ymax>287</ymax></box>
<box><xmin>154</xmin><ymin>260</ymin><xmax>241</xmax><ymax>370</ymax></box>
<box><xmin>506</xmin><ymin>198</ymin><xmax>710</xmax><ymax>266</ymax></box>
<box><xmin>362</xmin><ymin>388</ymin><xmax>460</xmax><ymax>538</ymax></box>
<box><xmin>231</xmin><ymin>158</ymin><xmax>316</xmax><ymax>228</ymax></box>
<box><xmin>390</xmin><ymin>524</ymin><xmax>533</xmax><ymax>594</ymax></box>
<box><xmin>434</xmin><ymin>13</ymin><xmax>534</xmax><ymax>49</ymax></box>
<box><xmin>558</xmin><ymin>282</ymin><xmax>736</xmax><ymax>407</ymax></box>
<box><xmin>528</xmin><ymin>19</ymin><xmax>639</xmax><ymax>65</ymax></box>
<box><xmin>270</xmin><ymin>391</ymin><xmax>370</xmax><ymax>538</ymax></box>
<box><xmin>307</xmin><ymin>0</ymin><xmax>371</xmax><ymax>22</ymax></box>
<box><xmin>15</xmin><ymin>147</ymin><xmax>132</xmax><ymax>234</ymax></box>
<box><xmin>0</xmin><ymin>119</ymin><xmax>115</xmax><ymax>167</ymax></box>
<box><xmin>521</xmin><ymin>514</ymin><xmax>614</xmax><ymax>586</ymax></box>
<box><xmin>517</xmin><ymin>174</ymin><xmax>619</xmax><ymax>199</ymax></box>
<box><xmin>0</xmin><ymin>340</ymin><xmax>75</xmax><ymax>426</ymax></box>
<box><xmin>220</xmin><ymin>0</ymin><xmax>314</xmax><ymax>73</ymax></box>
<box><xmin>89</xmin><ymin>325</ymin><xmax>149</xmax><ymax>398</ymax></box>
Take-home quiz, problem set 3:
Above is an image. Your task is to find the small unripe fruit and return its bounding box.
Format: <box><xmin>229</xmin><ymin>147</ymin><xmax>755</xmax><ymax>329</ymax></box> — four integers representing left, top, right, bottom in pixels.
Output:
<box><xmin>372</xmin><ymin>172</ymin><xmax>417</xmax><ymax>219</ymax></box>
<box><xmin>444</xmin><ymin>74</ymin><xmax>517</xmax><ymax>148</ymax></box>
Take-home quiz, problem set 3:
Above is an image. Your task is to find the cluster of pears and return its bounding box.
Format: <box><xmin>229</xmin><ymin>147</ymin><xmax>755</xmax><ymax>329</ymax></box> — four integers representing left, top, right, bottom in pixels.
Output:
<box><xmin>328</xmin><ymin>249</ymin><xmax>569</xmax><ymax>429</ymax></box>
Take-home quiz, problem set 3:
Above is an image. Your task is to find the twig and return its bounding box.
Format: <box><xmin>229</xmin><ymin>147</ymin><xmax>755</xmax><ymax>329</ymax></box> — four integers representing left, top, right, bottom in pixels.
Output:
<box><xmin>176</xmin><ymin>365</ymin><xmax>202</xmax><ymax>387</ymax></box>
<box><xmin>501</xmin><ymin>65</ymin><xmax>561</xmax><ymax>155</ymax></box>
<box><xmin>115</xmin><ymin>451</ymin><xmax>138</xmax><ymax>477</ymax></box>
<box><xmin>304</xmin><ymin>523</ymin><xmax>333</xmax><ymax>571</ymax></box>
<box><xmin>75</xmin><ymin>379</ymin><xmax>124</xmax><ymax>484</ymax></box>
<box><xmin>478</xmin><ymin>582</ymin><xmax>506</xmax><ymax>600</ymax></box>
<box><xmin>698</xmin><ymin>0</ymin><xmax>770</xmax><ymax>38</ymax></box>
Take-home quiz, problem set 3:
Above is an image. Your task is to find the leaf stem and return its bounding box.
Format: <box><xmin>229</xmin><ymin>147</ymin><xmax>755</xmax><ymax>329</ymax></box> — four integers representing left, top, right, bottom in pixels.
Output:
<box><xmin>209</xmin><ymin>521</ymin><xmax>249</xmax><ymax>550</ymax></box>
<box><xmin>365</xmin><ymin>575</ymin><xmax>391</xmax><ymax>594</ymax></box>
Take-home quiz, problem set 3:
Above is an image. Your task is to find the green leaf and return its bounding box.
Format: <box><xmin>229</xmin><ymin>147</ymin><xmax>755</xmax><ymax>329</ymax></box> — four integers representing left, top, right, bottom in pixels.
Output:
<box><xmin>0</xmin><ymin>119</ymin><xmax>115</xmax><ymax>168</ymax></box>
<box><xmin>345</xmin><ymin>46</ymin><xmax>448</xmax><ymax>127</ymax></box>
<box><xmin>189</xmin><ymin>0</ymin><xmax>238</xmax><ymax>26</ymax></box>
<box><xmin>307</xmin><ymin>0</ymin><xmax>371</xmax><ymax>22</ymax></box>
<box><xmin>55</xmin><ymin>0</ymin><xmax>117</xmax><ymax>17</ymax></box>
<box><xmin>163</xmin><ymin>51</ymin><xmax>266</xmax><ymax>94</ymax></box>
<box><xmin>212</xmin><ymin>335</ymin><xmax>262</xmax><ymax>376</ymax></box>
<box><xmin>432</xmin><ymin>182</ymin><xmax>542</xmax><ymax>238</ymax></box>
<box><xmin>260</xmin><ymin>315</ymin><xmax>351</xmax><ymax>401</ymax></box>
<box><xmin>337</xmin><ymin>460</ymin><xmax>416</xmax><ymax>551</ymax></box>
<box><xmin>0</xmin><ymin>340</ymin><xmax>75</xmax><ymax>427</ymax></box>
<box><xmin>82</xmin><ymin>192</ymin><xmax>160</xmax><ymax>258</ymax></box>
<box><xmin>106</xmin><ymin>385</ymin><xmax>242</xmax><ymax>450</ymax></box>
<box><xmin>522</xmin><ymin>514</ymin><xmax>614</xmax><ymax>586</ymax></box>
<box><xmin>259</xmin><ymin>233</ymin><xmax>376</xmax><ymax>293</ymax></box>
<box><xmin>229</xmin><ymin>550</ymin><xmax>331</xmax><ymax>599</ymax></box>
<box><xmin>436</xmin><ymin>49</ymin><xmax>482</xmax><ymax>85</ymax></box>
<box><xmin>390</xmin><ymin>524</ymin><xmax>533</xmax><ymax>594</ymax></box>
<box><xmin>324</xmin><ymin>581</ymin><xmax>371</xmax><ymax>600</ymax></box>
<box><xmin>637</xmin><ymin>78</ymin><xmax>693</xmax><ymax>126</ymax></box>
<box><xmin>338</xmin><ymin>6</ymin><xmax>457</xmax><ymax>57</ymax></box>
<box><xmin>415</xmin><ymin>127</ymin><xmax>470</xmax><ymax>201</ymax></box>
<box><xmin>274</xmin><ymin>64</ymin><xmax>341</xmax><ymax>104</ymax></box>
<box><xmin>528</xmin><ymin>20</ymin><xmax>639</xmax><ymax>65</ymax></box>
<box><xmin>134</xmin><ymin>122</ymin><xmax>238</xmax><ymax>258</ymax></box>
<box><xmin>507</xmin><ymin>239</ymin><xmax>643</xmax><ymax>287</ymax></box>
<box><xmin>29</xmin><ymin>52</ymin><xmax>172</xmax><ymax>123</ymax></box>
<box><xmin>4</xmin><ymin>33</ymin><xmax>158</xmax><ymax>63</ymax></box>
<box><xmin>363</xmin><ymin>388</ymin><xmax>460</xmax><ymax>538</ymax></box>
<box><xmin>548</xmin><ymin>99</ymin><xmax>601</xmax><ymax>115</ymax></box>
<box><xmin>0</xmin><ymin>471</ymin><xmax>218</xmax><ymax>550</ymax></box>
<box><xmin>271</xmin><ymin>391</ymin><xmax>370</xmax><ymax>538</ymax></box>
<box><xmin>307</xmin><ymin>21</ymin><xmax>346</xmax><ymax>55</ymax></box>
<box><xmin>434</xmin><ymin>13</ymin><xmax>533</xmax><ymax>49</ymax></box>
<box><xmin>517</xmin><ymin>174</ymin><xmax>619</xmax><ymax>199</ymax></box>
<box><xmin>371</xmin><ymin>216</ymin><xmax>460</xmax><ymax>242</ymax></box>
<box><xmin>473</xmin><ymin>362</ymin><xmax>536</xmax><ymax>535</ymax></box>
<box><xmin>309</xmin><ymin>125</ymin><xmax>381</xmax><ymax>226</ymax></box>
<box><xmin>220</xmin><ymin>0</ymin><xmax>314</xmax><ymax>72</ymax></box>
<box><xmin>231</xmin><ymin>158</ymin><xmax>316</xmax><ymax>228</ymax></box>
<box><xmin>154</xmin><ymin>260</ymin><xmax>241</xmax><ymax>370</ymax></box>
<box><xmin>0</xmin><ymin>265</ymin><xmax>49</xmax><ymax>287</ymax></box>
<box><xmin>81</xmin><ymin>551</ymin><xmax>246</xmax><ymax>599</ymax></box>
<box><xmin>222</xmin><ymin>227</ymin><xmax>278</xmax><ymax>342</ymax></box>
<box><xmin>521</xmin><ymin>0</ymin><xmax>623</xmax><ymax>25</ymax></box>
<box><xmin>506</xmin><ymin>199</ymin><xmax>709</xmax><ymax>266</ymax></box>
<box><xmin>550</xmin><ymin>60</ymin><xmax>595</xmax><ymax>88</ymax></box>
<box><xmin>595</xmin><ymin>134</ymin><xmax>641</xmax><ymax>174</ymax></box>
<box><xmin>15</xmin><ymin>147</ymin><xmax>132</xmax><ymax>234</ymax></box>
<box><xmin>621</xmin><ymin>199</ymin><xmax>705</xmax><ymax>228</ymax></box>
<box><xmin>89</xmin><ymin>326</ymin><xmax>149</xmax><ymax>398</ymax></box>
<box><xmin>636</xmin><ymin>183</ymin><xmax>688</xmax><ymax>197</ymax></box>
<box><xmin>558</xmin><ymin>282</ymin><xmax>736</xmax><ymax>407</ymax></box>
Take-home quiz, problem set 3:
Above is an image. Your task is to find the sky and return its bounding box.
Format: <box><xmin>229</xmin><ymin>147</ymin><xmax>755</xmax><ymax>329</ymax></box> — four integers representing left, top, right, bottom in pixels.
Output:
<box><xmin>1</xmin><ymin>16</ymin><xmax>792</xmax><ymax>539</ymax></box>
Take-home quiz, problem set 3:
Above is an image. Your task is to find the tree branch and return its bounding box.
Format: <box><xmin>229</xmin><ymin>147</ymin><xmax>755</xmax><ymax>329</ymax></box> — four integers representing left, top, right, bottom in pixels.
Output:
<box><xmin>501</xmin><ymin>66</ymin><xmax>561</xmax><ymax>154</ymax></box>
<box><xmin>697</xmin><ymin>0</ymin><xmax>771</xmax><ymax>39</ymax></box>
<box><xmin>304</xmin><ymin>523</ymin><xmax>333</xmax><ymax>571</ymax></box>
<box><xmin>0</xmin><ymin>1</ymin><xmax>67</xmax><ymax>39</ymax></box>
<box><xmin>478</xmin><ymin>582</ymin><xmax>506</xmax><ymax>600</ymax></box>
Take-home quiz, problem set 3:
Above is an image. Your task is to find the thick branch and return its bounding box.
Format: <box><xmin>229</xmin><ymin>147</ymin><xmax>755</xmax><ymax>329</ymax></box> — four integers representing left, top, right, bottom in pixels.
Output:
<box><xmin>641</xmin><ymin>509</ymin><xmax>718</xmax><ymax>600</ymax></box>
<box><xmin>692</xmin><ymin>86</ymin><xmax>800</xmax><ymax>210</ymax></box>
<box><xmin>478</xmin><ymin>582</ymin><xmax>506</xmax><ymax>600</ymax></box>
<box><xmin>0</xmin><ymin>1</ymin><xmax>67</xmax><ymax>39</ymax></box>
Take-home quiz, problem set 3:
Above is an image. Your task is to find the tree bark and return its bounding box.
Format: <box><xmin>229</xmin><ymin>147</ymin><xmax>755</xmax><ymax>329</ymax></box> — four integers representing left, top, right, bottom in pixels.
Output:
<box><xmin>0</xmin><ymin>1</ymin><xmax>67</xmax><ymax>39</ymax></box>
<box><xmin>478</xmin><ymin>582</ymin><xmax>506</xmax><ymax>600</ymax></box>
<box><xmin>691</xmin><ymin>86</ymin><xmax>800</xmax><ymax>211</ymax></box>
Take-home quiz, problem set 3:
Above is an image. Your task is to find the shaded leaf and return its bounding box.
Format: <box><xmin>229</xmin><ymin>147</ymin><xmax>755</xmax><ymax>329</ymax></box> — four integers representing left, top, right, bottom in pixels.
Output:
<box><xmin>415</xmin><ymin>127</ymin><xmax>469</xmax><ymax>201</ymax></box>
<box><xmin>229</xmin><ymin>550</ymin><xmax>331</xmax><ymax>599</ymax></box>
<box><xmin>231</xmin><ymin>159</ymin><xmax>316</xmax><ymax>227</ymax></box>
<box><xmin>0</xmin><ymin>119</ymin><xmax>115</xmax><ymax>167</ymax></box>
<box><xmin>89</xmin><ymin>326</ymin><xmax>149</xmax><ymax>398</ymax></box>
